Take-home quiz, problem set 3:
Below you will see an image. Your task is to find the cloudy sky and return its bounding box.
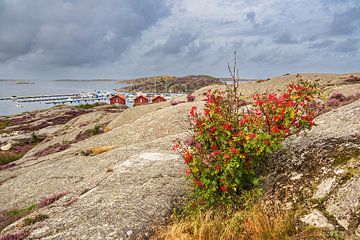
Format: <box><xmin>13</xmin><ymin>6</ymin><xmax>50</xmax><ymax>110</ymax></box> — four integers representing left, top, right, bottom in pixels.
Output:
<box><xmin>0</xmin><ymin>0</ymin><xmax>359</xmax><ymax>80</ymax></box>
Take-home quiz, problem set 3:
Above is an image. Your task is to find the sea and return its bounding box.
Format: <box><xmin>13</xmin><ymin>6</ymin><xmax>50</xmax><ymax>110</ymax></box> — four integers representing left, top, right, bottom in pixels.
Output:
<box><xmin>0</xmin><ymin>79</ymin><xmax>123</xmax><ymax>116</ymax></box>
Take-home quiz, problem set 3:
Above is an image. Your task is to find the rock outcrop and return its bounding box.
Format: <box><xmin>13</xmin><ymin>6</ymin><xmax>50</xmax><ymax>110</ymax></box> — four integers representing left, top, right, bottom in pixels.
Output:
<box><xmin>263</xmin><ymin>99</ymin><xmax>360</xmax><ymax>237</ymax></box>
<box><xmin>1</xmin><ymin>73</ymin><xmax>360</xmax><ymax>239</ymax></box>
<box><xmin>0</xmin><ymin>102</ymin><xmax>205</xmax><ymax>239</ymax></box>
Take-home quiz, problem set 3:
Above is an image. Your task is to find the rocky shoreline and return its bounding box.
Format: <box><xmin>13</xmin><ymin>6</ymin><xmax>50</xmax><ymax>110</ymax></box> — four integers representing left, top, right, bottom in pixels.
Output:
<box><xmin>0</xmin><ymin>73</ymin><xmax>360</xmax><ymax>239</ymax></box>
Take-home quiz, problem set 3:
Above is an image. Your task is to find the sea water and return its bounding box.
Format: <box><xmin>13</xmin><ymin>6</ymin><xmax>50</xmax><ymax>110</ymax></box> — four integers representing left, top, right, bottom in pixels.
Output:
<box><xmin>0</xmin><ymin>80</ymin><xmax>122</xmax><ymax>116</ymax></box>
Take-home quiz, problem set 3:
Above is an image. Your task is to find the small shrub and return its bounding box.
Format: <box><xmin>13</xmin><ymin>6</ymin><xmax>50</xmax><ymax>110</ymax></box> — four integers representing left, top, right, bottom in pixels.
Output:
<box><xmin>0</xmin><ymin>229</ymin><xmax>30</xmax><ymax>240</ymax></box>
<box><xmin>325</xmin><ymin>230</ymin><xmax>345</xmax><ymax>240</ymax></box>
<box><xmin>23</xmin><ymin>214</ymin><xmax>48</xmax><ymax>226</ymax></box>
<box><xmin>0</xmin><ymin>204</ymin><xmax>37</xmax><ymax>232</ymax></box>
<box><xmin>30</xmin><ymin>132</ymin><xmax>40</xmax><ymax>144</ymax></box>
<box><xmin>37</xmin><ymin>192</ymin><xmax>67</xmax><ymax>208</ymax></box>
<box><xmin>187</xmin><ymin>94</ymin><xmax>195</xmax><ymax>102</ymax></box>
<box><xmin>92</xmin><ymin>125</ymin><xmax>101</xmax><ymax>135</ymax></box>
<box><xmin>75</xmin><ymin>129</ymin><xmax>93</xmax><ymax>142</ymax></box>
<box><xmin>171</xmin><ymin>101</ymin><xmax>186</xmax><ymax>106</ymax></box>
<box><xmin>0</xmin><ymin>120</ymin><xmax>10</xmax><ymax>132</ymax></box>
<box><xmin>0</xmin><ymin>152</ymin><xmax>23</xmax><ymax>166</ymax></box>
<box><xmin>327</xmin><ymin>98</ymin><xmax>340</xmax><ymax>107</ymax></box>
<box><xmin>329</xmin><ymin>92</ymin><xmax>346</xmax><ymax>101</ymax></box>
<box><xmin>0</xmin><ymin>163</ymin><xmax>16</xmax><ymax>171</ymax></box>
<box><xmin>75</xmin><ymin>102</ymin><xmax>105</xmax><ymax>109</ymax></box>
<box><xmin>344</xmin><ymin>75</ymin><xmax>360</xmax><ymax>83</ymax></box>
<box><xmin>63</xmin><ymin>198</ymin><xmax>78</xmax><ymax>207</ymax></box>
<box><xmin>33</xmin><ymin>143</ymin><xmax>70</xmax><ymax>158</ymax></box>
<box><xmin>317</xmin><ymin>92</ymin><xmax>360</xmax><ymax>115</ymax></box>
<box><xmin>174</xmin><ymin>78</ymin><xmax>319</xmax><ymax>208</ymax></box>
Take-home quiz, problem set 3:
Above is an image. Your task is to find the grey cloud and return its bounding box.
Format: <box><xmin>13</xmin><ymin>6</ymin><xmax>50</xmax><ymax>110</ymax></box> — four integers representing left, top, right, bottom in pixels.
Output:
<box><xmin>0</xmin><ymin>0</ymin><xmax>170</xmax><ymax>67</ymax></box>
<box><xmin>246</xmin><ymin>11</ymin><xmax>259</xmax><ymax>28</ymax></box>
<box><xmin>227</xmin><ymin>40</ymin><xmax>244</xmax><ymax>51</ymax></box>
<box><xmin>186</xmin><ymin>41</ymin><xmax>213</xmax><ymax>58</ymax></box>
<box><xmin>250</xmin><ymin>49</ymin><xmax>298</xmax><ymax>64</ymax></box>
<box><xmin>146</xmin><ymin>31</ymin><xmax>200</xmax><ymax>56</ymax></box>
<box><xmin>308</xmin><ymin>40</ymin><xmax>335</xmax><ymax>49</ymax></box>
<box><xmin>330</xmin><ymin>7</ymin><xmax>360</xmax><ymax>35</ymax></box>
<box><xmin>0</xmin><ymin>0</ymin><xmax>360</xmax><ymax>80</ymax></box>
<box><xmin>274</xmin><ymin>33</ymin><xmax>299</xmax><ymax>44</ymax></box>
<box><xmin>247</xmin><ymin>39</ymin><xmax>264</xmax><ymax>47</ymax></box>
<box><xmin>334</xmin><ymin>38</ymin><xmax>359</xmax><ymax>52</ymax></box>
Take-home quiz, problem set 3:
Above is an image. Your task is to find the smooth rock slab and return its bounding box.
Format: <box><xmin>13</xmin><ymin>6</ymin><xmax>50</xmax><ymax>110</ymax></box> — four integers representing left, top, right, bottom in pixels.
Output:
<box><xmin>326</xmin><ymin>176</ymin><xmax>360</xmax><ymax>230</ymax></box>
<box><xmin>26</xmin><ymin>150</ymin><xmax>187</xmax><ymax>239</ymax></box>
<box><xmin>300</xmin><ymin>209</ymin><xmax>334</xmax><ymax>230</ymax></box>
<box><xmin>313</xmin><ymin>177</ymin><xmax>336</xmax><ymax>199</ymax></box>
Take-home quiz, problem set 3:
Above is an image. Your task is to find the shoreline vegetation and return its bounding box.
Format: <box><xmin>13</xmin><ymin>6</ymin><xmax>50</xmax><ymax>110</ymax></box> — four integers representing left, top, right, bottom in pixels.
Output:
<box><xmin>116</xmin><ymin>75</ymin><xmax>223</xmax><ymax>93</ymax></box>
<box><xmin>0</xmin><ymin>80</ymin><xmax>35</xmax><ymax>84</ymax></box>
<box><xmin>52</xmin><ymin>79</ymin><xmax>118</xmax><ymax>82</ymax></box>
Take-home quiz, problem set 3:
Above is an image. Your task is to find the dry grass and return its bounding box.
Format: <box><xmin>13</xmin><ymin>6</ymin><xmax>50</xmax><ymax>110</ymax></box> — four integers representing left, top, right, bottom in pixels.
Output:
<box><xmin>0</xmin><ymin>152</ymin><xmax>23</xmax><ymax>165</ymax></box>
<box><xmin>153</xmin><ymin>203</ymin><xmax>325</xmax><ymax>240</ymax></box>
<box><xmin>22</xmin><ymin>214</ymin><xmax>48</xmax><ymax>226</ymax></box>
<box><xmin>89</xmin><ymin>146</ymin><xmax>115</xmax><ymax>155</ymax></box>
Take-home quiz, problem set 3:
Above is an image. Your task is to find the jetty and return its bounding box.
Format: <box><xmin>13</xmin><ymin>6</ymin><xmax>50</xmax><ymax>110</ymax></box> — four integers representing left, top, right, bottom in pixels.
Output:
<box><xmin>0</xmin><ymin>92</ymin><xmax>112</xmax><ymax>104</ymax></box>
<box><xmin>0</xmin><ymin>94</ymin><xmax>80</xmax><ymax>101</ymax></box>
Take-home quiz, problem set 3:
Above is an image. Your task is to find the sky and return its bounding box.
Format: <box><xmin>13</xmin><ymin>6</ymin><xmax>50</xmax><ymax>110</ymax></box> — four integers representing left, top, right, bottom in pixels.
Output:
<box><xmin>0</xmin><ymin>0</ymin><xmax>359</xmax><ymax>80</ymax></box>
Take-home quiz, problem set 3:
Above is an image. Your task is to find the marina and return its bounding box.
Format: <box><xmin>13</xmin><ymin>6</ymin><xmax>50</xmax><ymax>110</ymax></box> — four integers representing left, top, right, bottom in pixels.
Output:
<box><xmin>0</xmin><ymin>91</ymin><xmax>112</xmax><ymax>105</ymax></box>
<box><xmin>0</xmin><ymin>90</ymin><xmax>186</xmax><ymax>115</ymax></box>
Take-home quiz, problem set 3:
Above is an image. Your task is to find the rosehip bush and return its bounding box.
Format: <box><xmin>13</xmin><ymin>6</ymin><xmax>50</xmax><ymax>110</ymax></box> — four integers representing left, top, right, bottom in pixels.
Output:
<box><xmin>173</xmin><ymin>80</ymin><xmax>319</xmax><ymax>208</ymax></box>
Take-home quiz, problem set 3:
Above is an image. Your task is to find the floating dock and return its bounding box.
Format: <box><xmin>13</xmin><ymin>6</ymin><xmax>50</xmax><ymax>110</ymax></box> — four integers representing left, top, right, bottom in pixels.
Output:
<box><xmin>0</xmin><ymin>92</ymin><xmax>111</xmax><ymax>104</ymax></box>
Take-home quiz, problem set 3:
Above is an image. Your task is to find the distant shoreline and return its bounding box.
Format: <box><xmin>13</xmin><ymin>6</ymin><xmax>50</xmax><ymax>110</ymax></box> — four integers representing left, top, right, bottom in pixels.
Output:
<box><xmin>52</xmin><ymin>79</ymin><xmax>119</xmax><ymax>82</ymax></box>
<box><xmin>0</xmin><ymin>80</ymin><xmax>35</xmax><ymax>84</ymax></box>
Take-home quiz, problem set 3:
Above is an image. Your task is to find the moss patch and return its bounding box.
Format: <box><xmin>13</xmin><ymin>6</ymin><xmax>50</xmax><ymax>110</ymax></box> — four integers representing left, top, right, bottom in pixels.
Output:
<box><xmin>23</xmin><ymin>214</ymin><xmax>48</xmax><ymax>226</ymax></box>
<box><xmin>0</xmin><ymin>204</ymin><xmax>37</xmax><ymax>232</ymax></box>
<box><xmin>0</xmin><ymin>120</ymin><xmax>10</xmax><ymax>132</ymax></box>
<box><xmin>332</xmin><ymin>148</ymin><xmax>360</xmax><ymax>166</ymax></box>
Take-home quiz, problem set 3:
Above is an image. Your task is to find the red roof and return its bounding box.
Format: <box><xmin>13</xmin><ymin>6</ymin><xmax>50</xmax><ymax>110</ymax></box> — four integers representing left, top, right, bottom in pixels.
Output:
<box><xmin>110</xmin><ymin>94</ymin><xmax>125</xmax><ymax>100</ymax></box>
<box><xmin>134</xmin><ymin>95</ymin><xmax>148</xmax><ymax>100</ymax></box>
<box><xmin>152</xmin><ymin>95</ymin><xmax>166</xmax><ymax>101</ymax></box>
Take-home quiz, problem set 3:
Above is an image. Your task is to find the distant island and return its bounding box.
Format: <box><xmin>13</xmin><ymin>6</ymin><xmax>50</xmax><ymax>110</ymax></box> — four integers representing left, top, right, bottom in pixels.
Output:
<box><xmin>53</xmin><ymin>79</ymin><xmax>118</xmax><ymax>82</ymax></box>
<box><xmin>116</xmin><ymin>75</ymin><xmax>223</xmax><ymax>93</ymax></box>
<box><xmin>0</xmin><ymin>79</ymin><xmax>34</xmax><ymax>84</ymax></box>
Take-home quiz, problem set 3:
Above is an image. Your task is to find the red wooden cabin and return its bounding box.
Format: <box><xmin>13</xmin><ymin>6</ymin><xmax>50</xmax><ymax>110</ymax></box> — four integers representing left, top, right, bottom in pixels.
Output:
<box><xmin>110</xmin><ymin>94</ymin><xmax>126</xmax><ymax>105</ymax></box>
<box><xmin>152</xmin><ymin>95</ymin><xmax>166</xmax><ymax>104</ymax></box>
<box><xmin>134</xmin><ymin>95</ymin><xmax>148</xmax><ymax>106</ymax></box>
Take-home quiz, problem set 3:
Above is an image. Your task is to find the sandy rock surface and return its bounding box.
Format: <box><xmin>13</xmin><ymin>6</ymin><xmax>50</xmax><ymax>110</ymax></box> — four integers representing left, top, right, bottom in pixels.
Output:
<box><xmin>0</xmin><ymin>101</ymin><xmax>203</xmax><ymax>239</ymax></box>
<box><xmin>1</xmin><ymin>73</ymin><xmax>360</xmax><ymax>238</ymax></box>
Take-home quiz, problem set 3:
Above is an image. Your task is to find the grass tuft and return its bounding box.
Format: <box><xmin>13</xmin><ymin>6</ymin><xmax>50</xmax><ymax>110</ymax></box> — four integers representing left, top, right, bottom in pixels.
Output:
<box><xmin>23</xmin><ymin>214</ymin><xmax>48</xmax><ymax>226</ymax></box>
<box><xmin>75</xmin><ymin>102</ymin><xmax>105</xmax><ymax>109</ymax></box>
<box><xmin>81</xmin><ymin>146</ymin><xmax>115</xmax><ymax>156</ymax></box>
<box><xmin>37</xmin><ymin>192</ymin><xmax>68</xmax><ymax>208</ymax></box>
<box><xmin>0</xmin><ymin>120</ymin><xmax>10</xmax><ymax>132</ymax></box>
<box><xmin>0</xmin><ymin>152</ymin><xmax>23</xmax><ymax>166</ymax></box>
<box><xmin>153</xmin><ymin>203</ymin><xmax>325</xmax><ymax>240</ymax></box>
